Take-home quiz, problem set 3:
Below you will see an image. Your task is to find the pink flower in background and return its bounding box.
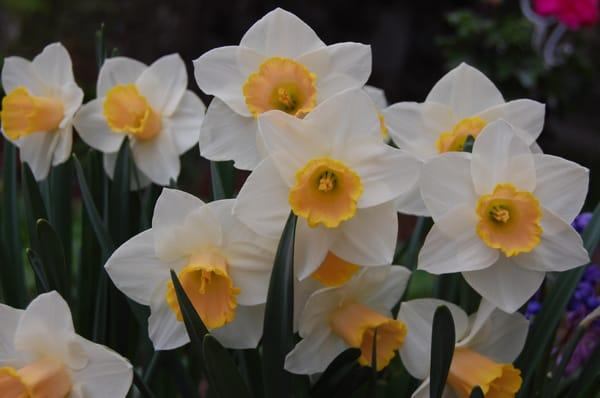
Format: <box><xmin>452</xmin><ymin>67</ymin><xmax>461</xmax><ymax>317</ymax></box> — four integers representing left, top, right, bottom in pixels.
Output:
<box><xmin>534</xmin><ymin>0</ymin><xmax>599</xmax><ymax>29</ymax></box>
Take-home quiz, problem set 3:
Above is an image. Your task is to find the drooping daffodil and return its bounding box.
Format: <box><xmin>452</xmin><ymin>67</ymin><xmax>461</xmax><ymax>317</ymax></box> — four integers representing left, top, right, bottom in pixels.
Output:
<box><xmin>0</xmin><ymin>291</ymin><xmax>132</xmax><ymax>397</ymax></box>
<box><xmin>105</xmin><ymin>189</ymin><xmax>276</xmax><ymax>350</ymax></box>
<box><xmin>73</xmin><ymin>55</ymin><xmax>205</xmax><ymax>188</ymax></box>
<box><xmin>193</xmin><ymin>7</ymin><xmax>372</xmax><ymax>170</ymax></box>
<box><xmin>0</xmin><ymin>42</ymin><xmax>84</xmax><ymax>180</ymax></box>
<box><xmin>418</xmin><ymin>120</ymin><xmax>589</xmax><ymax>312</ymax></box>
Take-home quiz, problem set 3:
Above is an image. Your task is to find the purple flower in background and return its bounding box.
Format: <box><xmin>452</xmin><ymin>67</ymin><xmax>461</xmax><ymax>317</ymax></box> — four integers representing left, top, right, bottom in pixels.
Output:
<box><xmin>572</xmin><ymin>212</ymin><xmax>593</xmax><ymax>233</ymax></box>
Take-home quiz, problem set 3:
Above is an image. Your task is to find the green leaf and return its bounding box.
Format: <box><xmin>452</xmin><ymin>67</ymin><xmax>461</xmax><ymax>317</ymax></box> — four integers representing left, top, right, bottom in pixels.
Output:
<box><xmin>210</xmin><ymin>160</ymin><xmax>234</xmax><ymax>200</ymax></box>
<box><xmin>22</xmin><ymin>163</ymin><xmax>48</xmax><ymax>252</ymax></box>
<box><xmin>516</xmin><ymin>203</ymin><xmax>600</xmax><ymax>395</ymax></box>
<box><xmin>49</xmin><ymin>159</ymin><xmax>73</xmax><ymax>269</ymax></box>
<box><xmin>429</xmin><ymin>305</ymin><xmax>455</xmax><ymax>398</ymax></box>
<box><xmin>463</xmin><ymin>135</ymin><xmax>475</xmax><ymax>153</ymax></box>
<box><xmin>26</xmin><ymin>248</ymin><xmax>49</xmax><ymax>293</ymax></box>
<box><xmin>566</xmin><ymin>343</ymin><xmax>599</xmax><ymax>398</ymax></box>
<box><xmin>169</xmin><ymin>270</ymin><xmax>209</xmax><ymax>359</ymax></box>
<box><xmin>95</xmin><ymin>23</ymin><xmax>107</xmax><ymax>70</ymax></box>
<box><xmin>35</xmin><ymin>219</ymin><xmax>69</xmax><ymax>298</ymax></box>
<box><xmin>1</xmin><ymin>142</ymin><xmax>26</xmax><ymax>307</ymax></box>
<box><xmin>310</xmin><ymin>348</ymin><xmax>361</xmax><ymax>397</ymax></box>
<box><xmin>543</xmin><ymin>324</ymin><xmax>586</xmax><ymax>398</ymax></box>
<box><xmin>133</xmin><ymin>370</ymin><xmax>156</xmax><ymax>398</ymax></box>
<box><xmin>109</xmin><ymin>142</ymin><xmax>130</xmax><ymax>245</ymax></box>
<box><xmin>470</xmin><ymin>386</ymin><xmax>484</xmax><ymax>398</ymax></box>
<box><xmin>262</xmin><ymin>212</ymin><xmax>297</xmax><ymax>398</ymax></box>
<box><xmin>202</xmin><ymin>335</ymin><xmax>252</xmax><ymax>398</ymax></box>
<box><xmin>92</xmin><ymin>271</ymin><xmax>108</xmax><ymax>344</ymax></box>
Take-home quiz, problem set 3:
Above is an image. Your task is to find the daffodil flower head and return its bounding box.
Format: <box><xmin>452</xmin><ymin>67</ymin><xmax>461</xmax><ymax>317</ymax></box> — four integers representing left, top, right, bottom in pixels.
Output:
<box><xmin>104</xmin><ymin>189</ymin><xmax>277</xmax><ymax>350</ymax></box>
<box><xmin>398</xmin><ymin>299</ymin><xmax>528</xmax><ymax>398</ymax></box>
<box><xmin>234</xmin><ymin>89</ymin><xmax>421</xmax><ymax>281</ymax></box>
<box><xmin>418</xmin><ymin>120</ymin><xmax>589</xmax><ymax>312</ymax></box>
<box><xmin>193</xmin><ymin>7</ymin><xmax>372</xmax><ymax>170</ymax></box>
<box><xmin>0</xmin><ymin>291</ymin><xmax>132</xmax><ymax>397</ymax></box>
<box><xmin>73</xmin><ymin>55</ymin><xmax>206</xmax><ymax>188</ymax></box>
<box><xmin>285</xmin><ymin>266</ymin><xmax>411</xmax><ymax>375</ymax></box>
<box><xmin>382</xmin><ymin>63</ymin><xmax>546</xmax><ymax>216</ymax></box>
<box><xmin>0</xmin><ymin>43</ymin><xmax>84</xmax><ymax>181</ymax></box>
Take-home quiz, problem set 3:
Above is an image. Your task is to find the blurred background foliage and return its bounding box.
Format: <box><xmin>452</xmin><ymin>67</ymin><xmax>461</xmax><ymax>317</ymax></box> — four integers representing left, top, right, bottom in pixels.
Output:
<box><xmin>0</xmin><ymin>0</ymin><xmax>598</xmax><ymax>204</ymax></box>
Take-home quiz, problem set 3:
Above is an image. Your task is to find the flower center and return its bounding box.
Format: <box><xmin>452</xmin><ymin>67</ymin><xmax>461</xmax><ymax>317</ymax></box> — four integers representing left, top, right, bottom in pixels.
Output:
<box><xmin>289</xmin><ymin>157</ymin><xmax>363</xmax><ymax>228</ymax></box>
<box><xmin>447</xmin><ymin>348</ymin><xmax>522</xmax><ymax>398</ymax></box>
<box><xmin>330</xmin><ymin>302</ymin><xmax>407</xmax><ymax>371</ymax></box>
<box><xmin>243</xmin><ymin>57</ymin><xmax>317</xmax><ymax>118</ymax></box>
<box><xmin>476</xmin><ymin>183</ymin><xmax>543</xmax><ymax>257</ymax></box>
<box><xmin>103</xmin><ymin>83</ymin><xmax>162</xmax><ymax>141</ymax></box>
<box><xmin>0</xmin><ymin>357</ymin><xmax>72</xmax><ymax>398</ymax></box>
<box><xmin>165</xmin><ymin>251</ymin><xmax>240</xmax><ymax>329</ymax></box>
<box><xmin>311</xmin><ymin>252</ymin><xmax>360</xmax><ymax>287</ymax></box>
<box><xmin>436</xmin><ymin>116</ymin><xmax>487</xmax><ymax>153</ymax></box>
<box><xmin>0</xmin><ymin>87</ymin><xmax>64</xmax><ymax>140</ymax></box>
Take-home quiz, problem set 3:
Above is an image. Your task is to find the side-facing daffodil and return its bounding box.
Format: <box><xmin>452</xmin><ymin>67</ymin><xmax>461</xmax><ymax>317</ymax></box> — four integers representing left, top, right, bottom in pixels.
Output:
<box><xmin>383</xmin><ymin>63</ymin><xmax>545</xmax><ymax>216</ymax></box>
<box><xmin>105</xmin><ymin>189</ymin><xmax>276</xmax><ymax>350</ymax></box>
<box><xmin>0</xmin><ymin>291</ymin><xmax>132</xmax><ymax>397</ymax></box>
<box><xmin>233</xmin><ymin>89</ymin><xmax>420</xmax><ymax>286</ymax></box>
<box><xmin>363</xmin><ymin>85</ymin><xmax>391</xmax><ymax>143</ymax></box>
<box><xmin>418</xmin><ymin>120</ymin><xmax>589</xmax><ymax>312</ymax></box>
<box><xmin>1</xmin><ymin>42</ymin><xmax>83</xmax><ymax>181</ymax></box>
<box><xmin>398</xmin><ymin>299</ymin><xmax>528</xmax><ymax>398</ymax></box>
<box><xmin>73</xmin><ymin>55</ymin><xmax>205</xmax><ymax>188</ymax></box>
<box><xmin>193</xmin><ymin>7</ymin><xmax>371</xmax><ymax>170</ymax></box>
<box><xmin>285</xmin><ymin>266</ymin><xmax>411</xmax><ymax>374</ymax></box>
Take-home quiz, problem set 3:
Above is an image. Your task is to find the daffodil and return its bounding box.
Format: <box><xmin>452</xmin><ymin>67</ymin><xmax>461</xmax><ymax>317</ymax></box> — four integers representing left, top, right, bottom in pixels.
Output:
<box><xmin>73</xmin><ymin>55</ymin><xmax>205</xmax><ymax>188</ymax></box>
<box><xmin>0</xmin><ymin>291</ymin><xmax>132</xmax><ymax>397</ymax></box>
<box><xmin>418</xmin><ymin>120</ymin><xmax>589</xmax><ymax>312</ymax></box>
<box><xmin>0</xmin><ymin>43</ymin><xmax>83</xmax><ymax>181</ymax></box>
<box><xmin>363</xmin><ymin>85</ymin><xmax>391</xmax><ymax>142</ymax></box>
<box><xmin>193</xmin><ymin>7</ymin><xmax>372</xmax><ymax>170</ymax></box>
<box><xmin>398</xmin><ymin>299</ymin><xmax>528</xmax><ymax>398</ymax></box>
<box><xmin>104</xmin><ymin>189</ymin><xmax>276</xmax><ymax>350</ymax></box>
<box><xmin>383</xmin><ymin>63</ymin><xmax>545</xmax><ymax>216</ymax></box>
<box><xmin>285</xmin><ymin>266</ymin><xmax>411</xmax><ymax>374</ymax></box>
<box><xmin>233</xmin><ymin>89</ymin><xmax>420</xmax><ymax>284</ymax></box>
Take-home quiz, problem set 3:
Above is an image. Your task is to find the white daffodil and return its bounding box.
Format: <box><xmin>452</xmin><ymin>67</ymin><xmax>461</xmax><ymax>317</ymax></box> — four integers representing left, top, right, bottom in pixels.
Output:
<box><xmin>418</xmin><ymin>120</ymin><xmax>589</xmax><ymax>313</ymax></box>
<box><xmin>398</xmin><ymin>299</ymin><xmax>529</xmax><ymax>398</ymax></box>
<box><xmin>0</xmin><ymin>42</ymin><xmax>83</xmax><ymax>181</ymax></box>
<box><xmin>193</xmin><ymin>7</ymin><xmax>371</xmax><ymax>170</ymax></box>
<box><xmin>363</xmin><ymin>85</ymin><xmax>391</xmax><ymax>143</ymax></box>
<box><xmin>285</xmin><ymin>266</ymin><xmax>411</xmax><ymax>375</ymax></box>
<box><xmin>73</xmin><ymin>55</ymin><xmax>205</xmax><ymax>188</ymax></box>
<box><xmin>233</xmin><ymin>89</ymin><xmax>420</xmax><ymax>286</ymax></box>
<box><xmin>383</xmin><ymin>63</ymin><xmax>545</xmax><ymax>216</ymax></box>
<box><xmin>105</xmin><ymin>189</ymin><xmax>276</xmax><ymax>350</ymax></box>
<box><xmin>0</xmin><ymin>291</ymin><xmax>132</xmax><ymax>397</ymax></box>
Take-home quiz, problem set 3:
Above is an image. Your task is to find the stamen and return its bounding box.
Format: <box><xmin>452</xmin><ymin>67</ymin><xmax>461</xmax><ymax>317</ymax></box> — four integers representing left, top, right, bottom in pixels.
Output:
<box><xmin>277</xmin><ymin>87</ymin><xmax>296</xmax><ymax>110</ymax></box>
<box><xmin>489</xmin><ymin>206</ymin><xmax>510</xmax><ymax>223</ymax></box>
<box><xmin>318</xmin><ymin>171</ymin><xmax>336</xmax><ymax>192</ymax></box>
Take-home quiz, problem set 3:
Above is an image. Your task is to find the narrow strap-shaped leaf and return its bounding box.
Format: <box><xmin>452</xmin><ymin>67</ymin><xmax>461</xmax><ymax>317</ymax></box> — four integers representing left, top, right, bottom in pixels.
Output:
<box><xmin>544</xmin><ymin>324</ymin><xmax>586</xmax><ymax>398</ymax></box>
<box><xmin>429</xmin><ymin>306</ymin><xmax>455</xmax><ymax>398</ymax></box>
<box><xmin>95</xmin><ymin>23</ymin><xmax>107</xmax><ymax>70</ymax></box>
<box><xmin>1</xmin><ymin>142</ymin><xmax>26</xmax><ymax>307</ymax></box>
<box><xmin>311</xmin><ymin>348</ymin><xmax>362</xmax><ymax>397</ymax></box>
<box><xmin>92</xmin><ymin>269</ymin><xmax>108</xmax><ymax>344</ymax></box>
<box><xmin>48</xmin><ymin>159</ymin><xmax>73</xmax><ymax>269</ymax></box>
<box><xmin>210</xmin><ymin>160</ymin><xmax>234</xmax><ymax>200</ymax></box>
<box><xmin>469</xmin><ymin>386</ymin><xmax>484</xmax><ymax>398</ymax></box>
<box><xmin>262</xmin><ymin>212</ymin><xmax>297</xmax><ymax>398</ymax></box>
<box><xmin>36</xmin><ymin>219</ymin><xmax>69</xmax><ymax>299</ymax></box>
<box><xmin>22</xmin><ymin>163</ymin><xmax>48</xmax><ymax>252</ymax></box>
<box><xmin>236</xmin><ymin>349</ymin><xmax>264</xmax><ymax>398</ymax></box>
<box><xmin>169</xmin><ymin>270</ymin><xmax>209</xmax><ymax>359</ymax></box>
<box><xmin>109</xmin><ymin>142</ymin><xmax>131</xmax><ymax>245</ymax></box>
<box><xmin>566</xmin><ymin>343</ymin><xmax>599</xmax><ymax>398</ymax></box>
<box><xmin>26</xmin><ymin>248</ymin><xmax>49</xmax><ymax>294</ymax></box>
<box><xmin>516</xmin><ymin>203</ymin><xmax>600</xmax><ymax>395</ymax></box>
<box><xmin>202</xmin><ymin>335</ymin><xmax>252</xmax><ymax>398</ymax></box>
<box><xmin>133</xmin><ymin>370</ymin><xmax>156</xmax><ymax>398</ymax></box>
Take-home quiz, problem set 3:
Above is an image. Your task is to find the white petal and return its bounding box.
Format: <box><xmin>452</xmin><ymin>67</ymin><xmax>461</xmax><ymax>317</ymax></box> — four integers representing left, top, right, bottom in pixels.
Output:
<box><xmin>102</xmin><ymin>152</ymin><xmax>151</xmax><ymax>190</ymax></box>
<box><xmin>199</xmin><ymin>98</ymin><xmax>261</xmax><ymax>170</ymax></box>
<box><xmin>165</xmin><ymin>90</ymin><xmax>205</xmax><ymax>154</ymax></box>
<box><xmin>512</xmin><ymin>208</ymin><xmax>589</xmax><ymax>272</ymax></box>
<box><xmin>0</xmin><ymin>303</ymin><xmax>24</xmax><ymax>367</ymax></box>
<box><xmin>411</xmin><ymin>379</ymin><xmax>430</xmax><ymax>398</ymax></box>
<box><xmin>211</xmin><ymin>304</ymin><xmax>264</xmax><ymax>349</ymax></box>
<box><xmin>17</xmin><ymin>130</ymin><xmax>60</xmax><ymax>181</ymax></box>
<box><xmin>395</xmin><ymin>181</ymin><xmax>429</xmax><ymax>217</ymax></box>
<box><xmin>398</xmin><ymin>299</ymin><xmax>468</xmax><ymax>379</ymax></box>
<box><xmin>383</xmin><ymin>102</ymin><xmax>454</xmax><ymax>161</ymax></box>
<box><xmin>471</xmin><ymin>120</ymin><xmax>535</xmax><ymax>195</ymax></box>
<box><xmin>105</xmin><ymin>229</ymin><xmax>169</xmax><ymax>305</ymax></box>
<box><xmin>97</xmin><ymin>57</ymin><xmax>146</xmax><ymax>97</ymax></box>
<box><xmin>420</xmin><ymin>152</ymin><xmax>476</xmax><ymax>220</ymax></box>
<box><xmin>148</xmin><ymin>289</ymin><xmax>189</xmax><ymax>350</ymax></box>
<box><xmin>73</xmin><ymin>99</ymin><xmax>125</xmax><ymax>153</ymax></box>
<box><xmin>298</xmin><ymin>42</ymin><xmax>371</xmax><ymax>101</ymax></box>
<box><xmin>363</xmin><ymin>85</ymin><xmax>387</xmax><ymax>109</ymax></box>
<box><xmin>532</xmin><ymin>154</ymin><xmax>589</xmax><ymax>223</ymax></box>
<box><xmin>331</xmin><ymin>202</ymin><xmax>397</xmax><ymax>267</ymax></box>
<box><xmin>426</xmin><ymin>63</ymin><xmax>504</xmax><ymax>118</ymax></box>
<box><xmin>51</xmin><ymin>125</ymin><xmax>73</xmax><ymax>166</ymax></box>
<box><xmin>296</xmin><ymin>283</ymin><xmax>344</xmax><ymax>337</ymax></box>
<box><xmin>1</xmin><ymin>56</ymin><xmax>47</xmax><ymax>95</ymax></box>
<box><xmin>294</xmin><ymin>219</ymin><xmax>337</xmax><ymax>281</ymax></box>
<box><xmin>463</xmin><ymin>257</ymin><xmax>545</xmax><ymax>313</ymax></box>
<box><xmin>32</xmin><ymin>43</ymin><xmax>75</xmax><ymax>88</ymax></box>
<box><xmin>70</xmin><ymin>336</ymin><xmax>132</xmax><ymax>398</ymax></box>
<box><xmin>59</xmin><ymin>82</ymin><xmax>84</xmax><ymax>127</ymax></box>
<box><xmin>476</xmin><ymin>99</ymin><xmax>545</xmax><ymax>145</ymax></box>
<box><xmin>130</xmin><ymin>129</ymin><xmax>180</xmax><ymax>186</ymax></box>
<box><xmin>284</xmin><ymin>327</ymin><xmax>347</xmax><ymax>375</ymax></box>
<box><xmin>361</xmin><ymin>266</ymin><xmax>411</xmax><ymax>313</ymax></box>
<box><xmin>240</xmin><ymin>8</ymin><xmax>325</xmax><ymax>57</ymax></box>
<box><xmin>136</xmin><ymin>54</ymin><xmax>187</xmax><ymax>116</ymax></box>
<box><xmin>233</xmin><ymin>157</ymin><xmax>290</xmax><ymax>239</ymax></box>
